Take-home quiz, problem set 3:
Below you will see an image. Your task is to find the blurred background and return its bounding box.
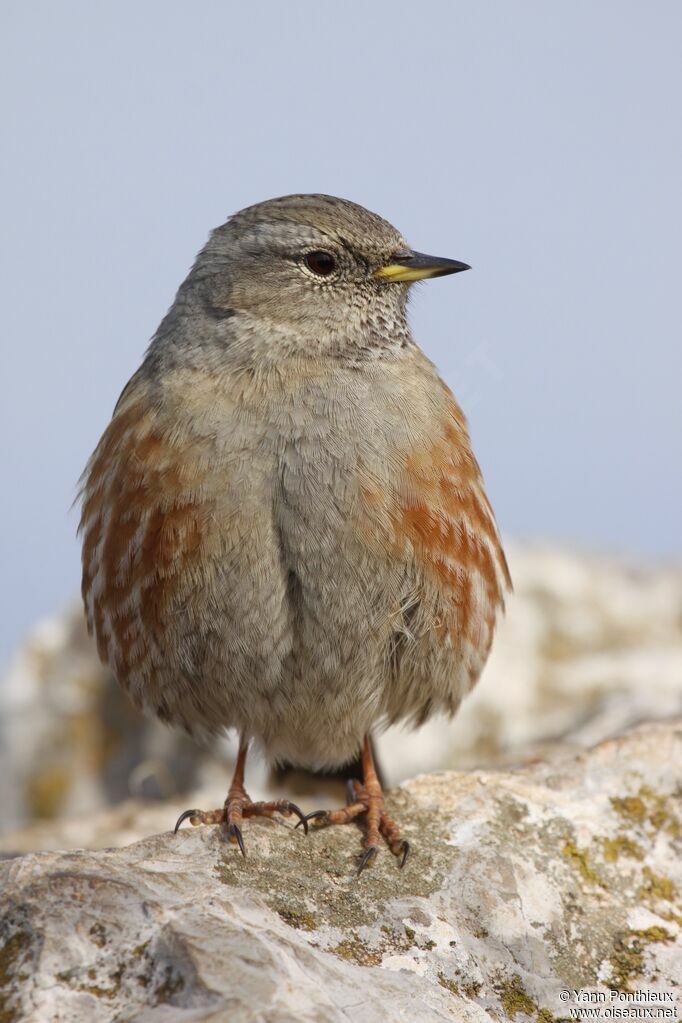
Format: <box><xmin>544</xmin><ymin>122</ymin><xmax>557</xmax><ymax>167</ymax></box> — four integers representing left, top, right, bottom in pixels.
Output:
<box><xmin>1</xmin><ymin>2</ymin><xmax>680</xmax><ymax>848</ymax></box>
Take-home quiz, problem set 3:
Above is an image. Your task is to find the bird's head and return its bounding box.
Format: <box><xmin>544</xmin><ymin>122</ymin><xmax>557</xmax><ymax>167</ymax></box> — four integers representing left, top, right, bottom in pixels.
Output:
<box><xmin>157</xmin><ymin>194</ymin><xmax>469</xmax><ymax>362</ymax></box>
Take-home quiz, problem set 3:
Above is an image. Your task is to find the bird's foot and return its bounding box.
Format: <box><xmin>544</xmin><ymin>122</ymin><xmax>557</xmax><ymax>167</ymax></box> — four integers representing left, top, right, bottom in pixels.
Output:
<box><xmin>174</xmin><ymin>793</ymin><xmax>308</xmax><ymax>855</ymax></box>
<box><xmin>300</xmin><ymin>778</ymin><xmax>410</xmax><ymax>874</ymax></box>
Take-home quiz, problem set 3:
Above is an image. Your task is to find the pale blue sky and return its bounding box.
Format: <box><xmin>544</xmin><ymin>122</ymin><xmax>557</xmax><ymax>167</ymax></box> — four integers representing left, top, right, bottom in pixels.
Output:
<box><xmin>1</xmin><ymin>1</ymin><xmax>681</xmax><ymax>666</ymax></box>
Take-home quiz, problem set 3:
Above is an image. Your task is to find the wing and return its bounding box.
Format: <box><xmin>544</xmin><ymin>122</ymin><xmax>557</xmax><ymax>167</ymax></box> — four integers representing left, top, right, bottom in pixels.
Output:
<box><xmin>79</xmin><ymin>388</ymin><xmax>217</xmax><ymax>710</ymax></box>
<box><xmin>357</xmin><ymin>390</ymin><xmax>511</xmax><ymax>722</ymax></box>
<box><xmin>80</xmin><ymin>376</ymin><xmax>294</xmax><ymax>735</ymax></box>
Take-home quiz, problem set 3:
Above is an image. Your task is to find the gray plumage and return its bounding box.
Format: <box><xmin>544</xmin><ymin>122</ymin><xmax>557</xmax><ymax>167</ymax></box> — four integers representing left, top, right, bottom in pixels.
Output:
<box><xmin>80</xmin><ymin>194</ymin><xmax>510</xmax><ymax>773</ymax></box>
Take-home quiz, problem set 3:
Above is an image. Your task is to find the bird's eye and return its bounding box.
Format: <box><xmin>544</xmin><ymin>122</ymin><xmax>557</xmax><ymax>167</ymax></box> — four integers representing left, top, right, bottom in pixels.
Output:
<box><xmin>304</xmin><ymin>250</ymin><xmax>337</xmax><ymax>277</ymax></box>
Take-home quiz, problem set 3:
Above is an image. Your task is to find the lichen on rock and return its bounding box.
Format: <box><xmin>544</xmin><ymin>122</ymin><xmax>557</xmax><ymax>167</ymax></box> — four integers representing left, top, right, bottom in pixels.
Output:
<box><xmin>0</xmin><ymin>720</ymin><xmax>679</xmax><ymax>1022</ymax></box>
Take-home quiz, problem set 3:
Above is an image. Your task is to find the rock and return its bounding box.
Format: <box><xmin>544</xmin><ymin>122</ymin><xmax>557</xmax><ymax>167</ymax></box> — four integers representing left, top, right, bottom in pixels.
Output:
<box><xmin>1</xmin><ymin>720</ymin><xmax>680</xmax><ymax>1023</ymax></box>
<box><xmin>3</xmin><ymin>544</ymin><xmax>682</xmax><ymax>836</ymax></box>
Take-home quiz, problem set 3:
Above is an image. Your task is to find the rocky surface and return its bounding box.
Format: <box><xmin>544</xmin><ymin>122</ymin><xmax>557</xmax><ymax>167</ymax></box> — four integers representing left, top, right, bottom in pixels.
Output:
<box><xmin>1</xmin><ymin>720</ymin><xmax>681</xmax><ymax>1023</ymax></box>
<box><xmin>2</xmin><ymin>543</ymin><xmax>682</xmax><ymax>837</ymax></box>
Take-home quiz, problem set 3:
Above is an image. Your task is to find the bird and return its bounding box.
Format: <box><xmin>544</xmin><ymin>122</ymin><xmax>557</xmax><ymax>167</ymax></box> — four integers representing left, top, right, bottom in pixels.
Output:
<box><xmin>79</xmin><ymin>194</ymin><xmax>511</xmax><ymax>873</ymax></box>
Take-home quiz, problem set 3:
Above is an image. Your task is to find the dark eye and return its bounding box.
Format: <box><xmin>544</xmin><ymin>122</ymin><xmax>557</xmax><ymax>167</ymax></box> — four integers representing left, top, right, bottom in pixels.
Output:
<box><xmin>304</xmin><ymin>250</ymin><xmax>337</xmax><ymax>277</ymax></box>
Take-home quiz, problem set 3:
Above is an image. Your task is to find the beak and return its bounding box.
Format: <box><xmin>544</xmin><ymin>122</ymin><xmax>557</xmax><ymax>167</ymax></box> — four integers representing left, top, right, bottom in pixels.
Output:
<box><xmin>373</xmin><ymin>250</ymin><xmax>471</xmax><ymax>283</ymax></box>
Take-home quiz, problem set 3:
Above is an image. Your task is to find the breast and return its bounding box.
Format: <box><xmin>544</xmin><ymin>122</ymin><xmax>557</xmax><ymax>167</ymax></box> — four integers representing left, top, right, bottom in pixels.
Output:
<box><xmin>79</xmin><ymin>354</ymin><xmax>509</xmax><ymax>761</ymax></box>
<box><xmin>267</xmin><ymin>352</ymin><xmax>510</xmax><ymax>738</ymax></box>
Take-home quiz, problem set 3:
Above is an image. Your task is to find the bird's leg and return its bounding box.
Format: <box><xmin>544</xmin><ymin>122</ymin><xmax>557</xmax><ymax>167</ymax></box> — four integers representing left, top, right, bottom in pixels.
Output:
<box><xmin>302</xmin><ymin>735</ymin><xmax>410</xmax><ymax>874</ymax></box>
<box><xmin>174</xmin><ymin>735</ymin><xmax>308</xmax><ymax>854</ymax></box>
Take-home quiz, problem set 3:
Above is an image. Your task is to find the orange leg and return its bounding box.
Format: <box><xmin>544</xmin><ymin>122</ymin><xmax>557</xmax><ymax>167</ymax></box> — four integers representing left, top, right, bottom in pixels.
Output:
<box><xmin>174</xmin><ymin>736</ymin><xmax>308</xmax><ymax>855</ymax></box>
<box><xmin>301</xmin><ymin>735</ymin><xmax>409</xmax><ymax>874</ymax></box>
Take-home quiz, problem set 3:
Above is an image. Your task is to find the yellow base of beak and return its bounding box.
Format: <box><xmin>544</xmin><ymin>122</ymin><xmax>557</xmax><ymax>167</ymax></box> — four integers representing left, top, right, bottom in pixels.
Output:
<box><xmin>373</xmin><ymin>264</ymin><xmax>442</xmax><ymax>282</ymax></box>
<box><xmin>373</xmin><ymin>252</ymin><xmax>470</xmax><ymax>282</ymax></box>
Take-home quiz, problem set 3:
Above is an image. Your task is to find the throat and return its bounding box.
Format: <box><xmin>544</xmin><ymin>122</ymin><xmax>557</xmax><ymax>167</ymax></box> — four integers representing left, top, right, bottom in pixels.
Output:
<box><xmin>328</xmin><ymin>316</ymin><xmax>414</xmax><ymax>366</ymax></box>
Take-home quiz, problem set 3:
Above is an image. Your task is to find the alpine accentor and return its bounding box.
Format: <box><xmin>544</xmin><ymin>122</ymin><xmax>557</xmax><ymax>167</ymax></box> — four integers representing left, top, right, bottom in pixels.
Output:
<box><xmin>80</xmin><ymin>194</ymin><xmax>510</xmax><ymax>871</ymax></box>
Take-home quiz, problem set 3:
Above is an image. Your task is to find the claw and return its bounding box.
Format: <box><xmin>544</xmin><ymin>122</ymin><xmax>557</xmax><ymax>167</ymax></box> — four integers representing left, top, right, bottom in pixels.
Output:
<box><xmin>296</xmin><ymin>809</ymin><xmax>327</xmax><ymax>830</ymax></box>
<box><xmin>283</xmin><ymin>801</ymin><xmax>309</xmax><ymax>835</ymax></box>
<box><xmin>345</xmin><ymin>779</ymin><xmax>357</xmax><ymax>805</ymax></box>
<box><xmin>397</xmin><ymin>839</ymin><xmax>410</xmax><ymax>868</ymax></box>
<box><xmin>228</xmin><ymin>822</ymin><xmax>246</xmax><ymax>857</ymax></box>
<box><xmin>174</xmin><ymin>809</ymin><xmax>200</xmax><ymax>834</ymax></box>
<box><xmin>357</xmin><ymin>845</ymin><xmax>379</xmax><ymax>876</ymax></box>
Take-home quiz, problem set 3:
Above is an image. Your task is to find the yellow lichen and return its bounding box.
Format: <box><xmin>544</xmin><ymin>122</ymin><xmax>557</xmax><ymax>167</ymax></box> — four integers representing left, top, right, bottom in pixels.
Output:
<box><xmin>610</xmin><ymin>787</ymin><xmax>681</xmax><ymax>838</ymax></box>
<box><xmin>630</xmin><ymin>926</ymin><xmax>674</xmax><ymax>943</ymax></box>
<box><xmin>639</xmin><ymin>866</ymin><xmax>676</xmax><ymax>902</ymax></box>
<box><xmin>497</xmin><ymin>974</ymin><xmax>536</xmax><ymax>1019</ymax></box>
<box><xmin>639</xmin><ymin>786</ymin><xmax>680</xmax><ymax>833</ymax></box>
<box><xmin>277</xmin><ymin>908</ymin><xmax>317</xmax><ymax>931</ymax></box>
<box><xmin>608</xmin><ymin>925</ymin><xmax>673</xmax><ymax>993</ymax></box>
<box><xmin>437</xmin><ymin>972</ymin><xmax>459</xmax><ymax>995</ymax></box>
<box><xmin>562</xmin><ymin>841</ymin><xmax>604</xmax><ymax>886</ymax></box>
<box><xmin>610</xmin><ymin>796</ymin><xmax>647</xmax><ymax>823</ymax></box>
<box><xmin>601</xmin><ymin>836</ymin><xmax>644</xmax><ymax>862</ymax></box>
<box><xmin>76</xmin><ymin>983</ymin><xmax>118</xmax><ymax>1000</ymax></box>
<box><xmin>331</xmin><ymin>934</ymin><xmax>382</xmax><ymax>966</ymax></box>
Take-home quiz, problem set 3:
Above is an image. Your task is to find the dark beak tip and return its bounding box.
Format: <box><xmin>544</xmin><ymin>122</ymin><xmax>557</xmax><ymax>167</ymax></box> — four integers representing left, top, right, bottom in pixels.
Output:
<box><xmin>445</xmin><ymin>258</ymin><xmax>471</xmax><ymax>273</ymax></box>
<box><xmin>402</xmin><ymin>251</ymin><xmax>471</xmax><ymax>277</ymax></box>
<box><xmin>433</xmin><ymin>259</ymin><xmax>471</xmax><ymax>279</ymax></box>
